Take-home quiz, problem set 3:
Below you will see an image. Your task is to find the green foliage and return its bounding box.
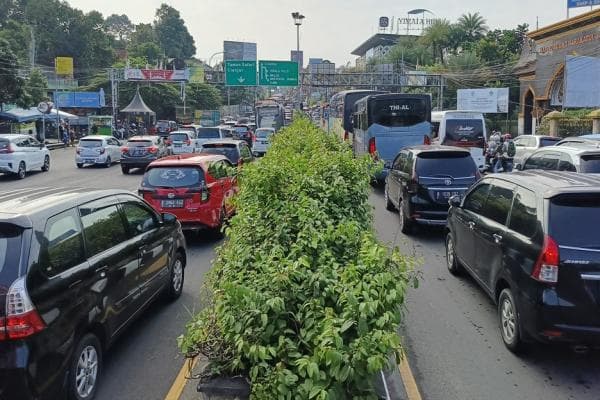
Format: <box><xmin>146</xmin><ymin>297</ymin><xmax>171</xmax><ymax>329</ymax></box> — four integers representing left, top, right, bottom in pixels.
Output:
<box><xmin>23</xmin><ymin>68</ymin><xmax>48</xmax><ymax>106</ymax></box>
<box><xmin>179</xmin><ymin>119</ymin><xmax>414</xmax><ymax>399</ymax></box>
<box><xmin>154</xmin><ymin>4</ymin><xmax>196</xmax><ymax>59</ymax></box>
<box><xmin>537</xmin><ymin>109</ymin><xmax>594</xmax><ymax>136</ymax></box>
<box><xmin>186</xmin><ymin>83</ymin><xmax>223</xmax><ymax>110</ymax></box>
<box><xmin>104</xmin><ymin>14</ymin><xmax>134</xmax><ymax>42</ymax></box>
<box><xmin>0</xmin><ymin>38</ymin><xmax>27</xmax><ymax>109</ymax></box>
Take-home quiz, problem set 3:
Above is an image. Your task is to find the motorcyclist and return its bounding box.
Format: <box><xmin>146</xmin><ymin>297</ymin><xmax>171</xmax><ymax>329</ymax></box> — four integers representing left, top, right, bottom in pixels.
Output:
<box><xmin>486</xmin><ymin>130</ymin><xmax>501</xmax><ymax>171</ymax></box>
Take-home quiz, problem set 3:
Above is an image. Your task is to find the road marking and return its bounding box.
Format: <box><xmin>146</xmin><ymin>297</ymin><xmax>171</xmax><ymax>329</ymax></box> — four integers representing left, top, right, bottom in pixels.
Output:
<box><xmin>398</xmin><ymin>351</ymin><xmax>423</xmax><ymax>400</ymax></box>
<box><xmin>164</xmin><ymin>357</ymin><xmax>198</xmax><ymax>400</ymax></box>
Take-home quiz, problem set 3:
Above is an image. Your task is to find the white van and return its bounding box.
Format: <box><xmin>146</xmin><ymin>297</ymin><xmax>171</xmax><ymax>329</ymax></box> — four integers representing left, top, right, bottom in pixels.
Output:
<box><xmin>431</xmin><ymin>111</ymin><xmax>487</xmax><ymax>170</ymax></box>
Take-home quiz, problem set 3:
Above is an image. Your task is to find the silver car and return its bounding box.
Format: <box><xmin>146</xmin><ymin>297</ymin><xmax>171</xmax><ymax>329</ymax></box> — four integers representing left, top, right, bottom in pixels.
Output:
<box><xmin>76</xmin><ymin>136</ymin><xmax>122</xmax><ymax>168</ymax></box>
<box><xmin>252</xmin><ymin>128</ymin><xmax>275</xmax><ymax>156</ymax></box>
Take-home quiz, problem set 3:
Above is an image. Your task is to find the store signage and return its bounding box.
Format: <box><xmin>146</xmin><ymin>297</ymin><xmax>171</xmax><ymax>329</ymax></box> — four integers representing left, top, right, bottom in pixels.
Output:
<box><xmin>567</xmin><ymin>0</ymin><xmax>600</xmax><ymax>9</ymax></box>
<box><xmin>124</xmin><ymin>68</ymin><xmax>190</xmax><ymax>81</ymax></box>
<box><xmin>537</xmin><ymin>32</ymin><xmax>600</xmax><ymax>55</ymax></box>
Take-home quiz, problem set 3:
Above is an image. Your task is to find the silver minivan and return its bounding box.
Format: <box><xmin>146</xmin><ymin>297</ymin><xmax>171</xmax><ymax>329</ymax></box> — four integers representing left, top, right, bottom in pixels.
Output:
<box><xmin>252</xmin><ymin>128</ymin><xmax>275</xmax><ymax>156</ymax></box>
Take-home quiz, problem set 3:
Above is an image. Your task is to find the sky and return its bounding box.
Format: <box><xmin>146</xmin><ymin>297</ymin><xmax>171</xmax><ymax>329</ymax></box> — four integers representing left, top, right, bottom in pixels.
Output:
<box><xmin>69</xmin><ymin>0</ymin><xmax>597</xmax><ymax>66</ymax></box>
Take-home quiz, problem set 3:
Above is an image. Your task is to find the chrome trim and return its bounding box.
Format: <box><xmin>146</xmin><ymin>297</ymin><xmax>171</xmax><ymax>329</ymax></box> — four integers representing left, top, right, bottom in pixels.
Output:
<box><xmin>560</xmin><ymin>245</ymin><xmax>600</xmax><ymax>253</ymax></box>
<box><xmin>427</xmin><ymin>187</ymin><xmax>469</xmax><ymax>191</ymax></box>
<box><xmin>415</xmin><ymin>218</ymin><xmax>447</xmax><ymax>226</ymax></box>
<box><xmin>421</xmin><ymin>176</ymin><xmax>474</xmax><ymax>180</ymax></box>
<box><xmin>581</xmin><ymin>274</ymin><xmax>600</xmax><ymax>281</ymax></box>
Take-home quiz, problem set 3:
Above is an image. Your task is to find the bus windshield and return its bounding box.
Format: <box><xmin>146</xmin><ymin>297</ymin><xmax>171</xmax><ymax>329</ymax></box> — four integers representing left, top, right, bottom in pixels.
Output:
<box><xmin>371</xmin><ymin>99</ymin><xmax>428</xmax><ymax>127</ymax></box>
<box><xmin>443</xmin><ymin>119</ymin><xmax>485</xmax><ymax>148</ymax></box>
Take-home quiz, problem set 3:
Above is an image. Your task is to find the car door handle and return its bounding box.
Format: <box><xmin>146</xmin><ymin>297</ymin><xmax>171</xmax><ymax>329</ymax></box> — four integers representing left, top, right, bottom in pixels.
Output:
<box><xmin>493</xmin><ymin>234</ymin><xmax>503</xmax><ymax>244</ymax></box>
<box><xmin>95</xmin><ymin>266</ymin><xmax>109</xmax><ymax>278</ymax></box>
<box><xmin>468</xmin><ymin>221</ymin><xmax>475</xmax><ymax>230</ymax></box>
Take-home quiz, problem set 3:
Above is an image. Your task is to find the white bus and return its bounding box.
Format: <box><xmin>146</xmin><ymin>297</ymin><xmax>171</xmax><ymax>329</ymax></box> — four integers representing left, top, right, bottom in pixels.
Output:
<box><xmin>431</xmin><ymin>110</ymin><xmax>487</xmax><ymax>170</ymax></box>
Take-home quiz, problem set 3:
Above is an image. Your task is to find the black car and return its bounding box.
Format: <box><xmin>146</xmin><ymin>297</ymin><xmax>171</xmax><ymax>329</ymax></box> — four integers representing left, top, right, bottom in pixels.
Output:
<box><xmin>384</xmin><ymin>145</ymin><xmax>480</xmax><ymax>234</ymax></box>
<box><xmin>517</xmin><ymin>143</ymin><xmax>600</xmax><ymax>173</ymax></box>
<box><xmin>232</xmin><ymin>125</ymin><xmax>252</xmax><ymax>146</ymax></box>
<box><xmin>0</xmin><ymin>188</ymin><xmax>187</xmax><ymax>400</ymax></box>
<box><xmin>199</xmin><ymin>139</ymin><xmax>254</xmax><ymax>166</ymax></box>
<box><xmin>446</xmin><ymin>171</ymin><xmax>600</xmax><ymax>352</ymax></box>
<box><xmin>121</xmin><ymin>135</ymin><xmax>169</xmax><ymax>174</ymax></box>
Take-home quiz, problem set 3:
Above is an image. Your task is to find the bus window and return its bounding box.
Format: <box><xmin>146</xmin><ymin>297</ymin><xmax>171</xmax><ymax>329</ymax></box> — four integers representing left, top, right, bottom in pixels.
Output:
<box><xmin>371</xmin><ymin>99</ymin><xmax>429</xmax><ymax>127</ymax></box>
<box><xmin>443</xmin><ymin>119</ymin><xmax>485</xmax><ymax>147</ymax></box>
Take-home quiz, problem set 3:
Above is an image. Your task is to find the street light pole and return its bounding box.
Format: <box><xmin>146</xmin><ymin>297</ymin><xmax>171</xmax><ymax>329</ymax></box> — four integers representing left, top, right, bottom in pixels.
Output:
<box><xmin>291</xmin><ymin>12</ymin><xmax>305</xmax><ymax>108</ymax></box>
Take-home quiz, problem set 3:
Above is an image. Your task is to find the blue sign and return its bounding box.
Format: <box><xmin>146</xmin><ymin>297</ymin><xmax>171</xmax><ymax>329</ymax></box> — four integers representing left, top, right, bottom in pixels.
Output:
<box><xmin>54</xmin><ymin>91</ymin><xmax>102</xmax><ymax>108</ymax></box>
<box><xmin>567</xmin><ymin>0</ymin><xmax>600</xmax><ymax>8</ymax></box>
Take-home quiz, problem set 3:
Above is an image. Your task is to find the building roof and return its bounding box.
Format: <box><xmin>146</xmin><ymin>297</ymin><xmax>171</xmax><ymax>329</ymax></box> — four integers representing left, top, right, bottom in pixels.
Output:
<box><xmin>121</xmin><ymin>88</ymin><xmax>155</xmax><ymax>114</ymax></box>
<box><xmin>351</xmin><ymin>34</ymin><xmax>414</xmax><ymax>56</ymax></box>
<box><xmin>528</xmin><ymin>8</ymin><xmax>600</xmax><ymax>41</ymax></box>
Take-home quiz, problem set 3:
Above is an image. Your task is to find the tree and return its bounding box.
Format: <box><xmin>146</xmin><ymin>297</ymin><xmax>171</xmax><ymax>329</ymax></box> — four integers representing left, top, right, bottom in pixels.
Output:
<box><xmin>186</xmin><ymin>83</ymin><xmax>222</xmax><ymax>110</ymax></box>
<box><xmin>0</xmin><ymin>38</ymin><xmax>27</xmax><ymax>110</ymax></box>
<box><xmin>0</xmin><ymin>20</ymin><xmax>31</xmax><ymax>64</ymax></box>
<box><xmin>386</xmin><ymin>38</ymin><xmax>433</xmax><ymax>68</ymax></box>
<box><xmin>420</xmin><ymin>19</ymin><xmax>452</xmax><ymax>64</ymax></box>
<box><xmin>153</xmin><ymin>4</ymin><xmax>196</xmax><ymax>59</ymax></box>
<box><xmin>105</xmin><ymin>14</ymin><xmax>133</xmax><ymax>42</ymax></box>
<box><xmin>23</xmin><ymin>68</ymin><xmax>48</xmax><ymax>106</ymax></box>
<box><xmin>129</xmin><ymin>42</ymin><xmax>161</xmax><ymax>65</ymax></box>
<box><xmin>457</xmin><ymin>12</ymin><xmax>488</xmax><ymax>42</ymax></box>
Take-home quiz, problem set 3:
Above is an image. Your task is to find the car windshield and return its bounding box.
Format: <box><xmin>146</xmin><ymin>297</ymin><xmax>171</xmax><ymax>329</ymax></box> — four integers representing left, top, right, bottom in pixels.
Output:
<box><xmin>197</xmin><ymin>128</ymin><xmax>220</xmax><ymax>138</ymax></box>
<box><xmin>370</xmin><ymin>98</ymin><xmax>428</xmax><ymax>127</ymax></box>
<box><xmin>201</xmin><ymin>144</ymin><xmax>239</xmax><ymax>163</ymax></box>
<box><xmin>550</xmin><ymin>194</ymin><xmax>600</xmax><ymax>248</ymax></box>
<box><xmin>443</xmin><ymin>119</ymin><xmax>485</xmax><ymax>148</ymax></box>
<box><xmin>579</xmin><ymin>155</ymin><xmax>600</xmax><ymax>173</ymax></box>
<box><xmin>169</xmin><ymin>133</ymin><xmax>189</xmax><ymax>142</ymax></box>
<box><xmin>256</xmin><ymin>129</ymin><xmax>274</xmax><ymax>138</ymax></box>
<box><xmin>0</xmin><ymin>224</ymin><xmax>23</xmax><ymax>292</ymax></box>
<box><xmin>156</xmin><ymin>121</ymin><xmax>169</xmax><ymax>127</ymax></box>
<box><xmin>234</xmin><ymin>127</ymin><xmax>249</xmax><ymax>133</ymax></box>
<box><xmin>79</xmin><ymin>139</ymin><xmax>103</xmax><ymax>148</ymax></box>
<box><xmin>127</xmin><ymin>140</ymin><xmax>153</xmax><ymax>147</ymax></box>
<box><xmin>416</xmin><ymin>152</ymin><xmax>477</xmax><ymax>176</ymax></box>
<box><xmin>145</xmin><ymin>167</ymin><xmax>204</xmax><ymax>188</ymax></box>
<box><xmin>540</xmin><ymin>138</ymin><xmax>561</xmax><ymax>147</ymax></box>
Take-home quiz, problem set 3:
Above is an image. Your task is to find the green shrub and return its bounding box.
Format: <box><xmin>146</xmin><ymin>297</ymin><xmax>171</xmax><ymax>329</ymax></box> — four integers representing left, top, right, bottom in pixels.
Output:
<box><xmin>179</xmin><ymin>118</ymin><xmax>414</xmax><ymax>399</ymax></box>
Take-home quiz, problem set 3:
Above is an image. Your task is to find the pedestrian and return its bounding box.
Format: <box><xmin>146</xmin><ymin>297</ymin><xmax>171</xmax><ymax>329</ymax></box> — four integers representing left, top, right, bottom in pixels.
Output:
<box><xmin>91</xmin><ymin>123</ymin><xmax>98</xmax><ymax>135</ymax></box>
<box><xmin>69</xmin><ymin>127</ymin><xmax>76</xmax><ymax>147</ymax></box>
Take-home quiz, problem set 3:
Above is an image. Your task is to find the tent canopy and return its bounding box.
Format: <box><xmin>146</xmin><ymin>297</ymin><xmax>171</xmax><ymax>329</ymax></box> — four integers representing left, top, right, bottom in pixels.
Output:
<box><xmin>0</xmin><ymin>107</ymin><xmax>78</xmax><ymax>123</ymax></box>
<box><xmin>121</xmin><ymin>88</ymin><xmax>155</xmax><ymax>114</ymax></box>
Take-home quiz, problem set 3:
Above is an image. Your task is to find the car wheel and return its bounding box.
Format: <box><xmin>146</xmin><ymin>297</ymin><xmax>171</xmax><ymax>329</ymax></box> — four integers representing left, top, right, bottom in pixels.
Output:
<box><xmin>445</xmin><ymin>233</ymin><xmax>462</xmax><ymax>275</ymax></box>
<box><xmin>498</xmin><ymin>288</ymin><xmax>526</xmax><ymax>353</ymax></box>
<box><xmin>165</xmin><ymin>251</ymin><xmax>185</xmax><ymax>301</ymax></box>
<box><xmin>398</xmin><ymin>200</ymin><xmax>413</xmax><ymax>235</ymax></box>
<box><xmin>121</xmin><ymin>166</ymin><xmax>130</xmax><ymax>174</ymax></box>
<box><xmin>68</xmin><ymin>333</ymin><xmax>102</xmax><ymax>400</ymax></box>
<box><xmin>41</xmin><ymin>155</ymin><xmax>50</xmax><ymax>172</ymax></box>
<box><xmin>76</xmin><ymin>163</ymin><xmax>83</xmax><ymax>169</ymax></box>
<box><xmin>384</xmin><ymin>181</ymin><xmax>396</xmax><ymax>211</ymax></box>
<box><xmin>104</xmin><ymin>156</ymin><xmax>111</xmax><ymax>168</ymax></box>
<box><xmin>16</xmin><ymin>161</ymin><xmax>26</xmax><ymax>179</ymax></box>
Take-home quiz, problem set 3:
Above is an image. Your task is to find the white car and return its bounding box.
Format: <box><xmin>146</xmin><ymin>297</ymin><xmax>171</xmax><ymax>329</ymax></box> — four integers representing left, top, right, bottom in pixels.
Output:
<box><xmin>76</xmin><ymin>135</ymin><xmax>122</xmax><ymax>168</ymax></box>
<box><xmin>0</xmin><ymin>134</ymin><xmax>51</xmax><ymax>179</ymax></box>
<box><xmin>167</xmin><ymin>131</ymin><xmax>199</xmax><ymax>155</ymax></box>
<box><xmin>252</xmin><ymin>128</ymin><xmax>275</xmax><ymax>156</ymax></box>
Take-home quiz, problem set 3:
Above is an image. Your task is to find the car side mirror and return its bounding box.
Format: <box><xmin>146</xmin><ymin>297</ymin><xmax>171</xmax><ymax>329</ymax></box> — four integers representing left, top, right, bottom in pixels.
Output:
<box><xmin>514</xmin><ymin>163</ymin><xmax>523</xmax><ymax>171</ymax></box>
<box><xmin>448</xmin><ymin>195</ymin><xmax>462</xmax><ymax>208</ymax></box>
<box><xmin>161</xmin><ymin>212</ymin><xmax>177</xmax><ymax>225</ymax></box>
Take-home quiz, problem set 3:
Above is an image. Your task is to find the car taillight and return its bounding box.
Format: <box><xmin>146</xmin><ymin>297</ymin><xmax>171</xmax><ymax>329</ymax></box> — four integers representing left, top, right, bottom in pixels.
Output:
<box><xmin>532</xmin><ymin>236</ymin><xmax>560</xmax><ymax>284</ymax></box>
<box><xmin>252</xmin><ymin>134</ymin><xmax>256</xmax><ymax>142</ymax></box>
<box><xmin>99</xmin><ymin>148</ymin><xmax>105</xmax><ymax>154</ymax></box>
<box><xmin>424</xmin><ymin>135</ymin><xmax>431</xmax><ymax>145</ymax></box>
<box><xmin>76</xmin><ymin>147</ymin><xmax>81</xmax><ymax>155</ymax></box>
<box><xmin>165</xmin><ymin>139</ymin><xmax>171</xmax><ymax>145</ymax></box>
<box><xmin>121</xmin><ymin>147</ymin><xmax>129</xmax><ymax>154</ymax></box>
<box><xmin>368</xmin><ymin>137</ymin><xmax>377</xmax><ymax>157</ymax></box>
<box><xmin>407</xmin><ymin>173</ymin><xmax>419</xmax><ymax>194</ymax></box>
<box><xmin>1</xmin><ymin>277</ymin><xmax>45</xmax><ymax>340</ymax></box>
<box><xmin>137</xmin><ymin>188</ymin><xmax>156</xmax><ymax>197</ymax></box>
<box><xmin>185</xmin><ymin>139</ymin><xmax>191</xmax><ymax>145</ymax></box>
<box><xmin>0</xmin><ymin>144</ymin><xmax>14</xmax><ymax>154</ymax></box>
<box><xmin>344</xmin><ymin>131</ymin><xmax>349</xmax><ymax>141</ymax></box>
<box><xmin>147</xmin><ymin>146</ymin><xmax>158</xmax><ymax>154</ymax></box>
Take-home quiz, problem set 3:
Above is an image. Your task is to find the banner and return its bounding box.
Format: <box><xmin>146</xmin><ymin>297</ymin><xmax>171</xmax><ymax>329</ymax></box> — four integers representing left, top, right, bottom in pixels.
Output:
<box><xmin>189</xmin><ymin>66</ymin><xmax>205</xmax><ymax>83</ymax></box>
<box><xmin>53</xmin><ymin>92</ymin><xmax>102</xmax><ymax>108</ymax></box>
<box><xmin>457</xmin><ymin>88</ymin><xmax>509</xmax><ymax>113</ymax></box>
<box><xmin>567</xmin><ymin>0</ymin><xmax>600</xmax><ymax>8</ymax></box>
<box><xmin>564</xmin><ymin>55</ymin><xmax>600</xmax><ymax>108</ymax></box>
<box><xmin>55</xmin><ymin>57</ymin><xmax>74</xmax><ymax>76</ymax></box>
<box><xmin>124</xmin><ymin>68</ymin><xmax>190</xmax><ymax>81</ymax></box>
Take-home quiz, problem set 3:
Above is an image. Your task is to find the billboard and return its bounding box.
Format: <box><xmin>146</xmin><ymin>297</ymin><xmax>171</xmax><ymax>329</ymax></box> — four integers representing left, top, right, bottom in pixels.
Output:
<box><xmin>223</xmin><ymin>41</ymin><xmax>257</xmax><ymax>61</ymax></box>
<box><xmin>567</xmin><ymin>0</ymin><xmax>600</xmax><ymax>8</ymax></box>
<box><xmin>564</xmin><ymin>55</ymin><xmax>600</xmax><ymax>108</ymax></box>
<box><xmin>457</xmin><ymin>88</ymin><xmax>509</xmax><ymax>113</ymax></box>
<box><xmin>53</xmin><ymin>91</ymin><xmax>103</xmax><ymax>108</ymax></box>
<box><xmin>124</xmin><ymin>68</ymin><xmax>190</xmax><ymax>81</ymax></box>
<box><xmin>55</xmin><ymin>57</ymin><xmax>74</xmax><ymax>76</ymax></box>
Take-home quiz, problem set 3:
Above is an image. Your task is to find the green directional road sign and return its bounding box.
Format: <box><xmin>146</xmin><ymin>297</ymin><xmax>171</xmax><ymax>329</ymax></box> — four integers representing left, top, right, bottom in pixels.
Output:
<box><xmin>225</xmin><ymin>60</ymin><xmax>257</xmax><ymax>86</ymax></box>
<box><xmin>259</xmin><ymin>61</ymin><xmax>299</xmax><ymax>86</ymax></box>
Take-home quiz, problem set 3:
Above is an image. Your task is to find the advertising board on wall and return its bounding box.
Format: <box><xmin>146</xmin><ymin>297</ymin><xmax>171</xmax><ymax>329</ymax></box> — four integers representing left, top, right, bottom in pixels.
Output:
<box><xmin>564</xmin><ymin>55</ymin><xmax>600</xmax><ymax>108</ymax></box>
<box><xmin>124</xmin><ymin>68</ymin><xmax>190</xmax><ymax>81</ymax></box>
<box><xmin>457</xmin><ymin>88</ymin><xmax>509</xmax><ymax>113</ymax></box>
<box><xmin>223</xmin><ymin>41</ymin><xmax>257</xmax><ymax>61</ymax></box>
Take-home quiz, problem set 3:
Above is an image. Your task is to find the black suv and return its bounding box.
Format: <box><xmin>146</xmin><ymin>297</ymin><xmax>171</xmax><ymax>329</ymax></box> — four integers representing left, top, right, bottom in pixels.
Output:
<box><xmin>446</xmin><ymin>171</ymin><xmax>600</xmax><ymax>352</ymax></box>
<box><xmin>0</xmin><ymin>188</ymin><xmax>186</xmax><ymax>399</ymax></box>
<box><xmin>384</xmin><ymin>145</ymin><xmax>480</xmax><ymax>234</ymax></box>
<box><xmin>121</xmin><ymin>135</ymin><xmax>169</xmax><ymax>174</ymax></box>
<box><xmin>199</xmin><ymin>139</ymin><xmax>254</xmax><ymax>166</ymax></box>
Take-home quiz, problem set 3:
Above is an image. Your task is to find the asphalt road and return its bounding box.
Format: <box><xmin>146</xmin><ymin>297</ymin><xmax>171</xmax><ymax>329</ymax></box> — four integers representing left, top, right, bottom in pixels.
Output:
<box><xmin>371</xmin><ymin>186</ymin><xmax>600</xmax><ymax>400</ymax></box>
<box><xmin>1</xmin><ymin>147</ymin><xmax>217</xmax><ymax>400</ymax></box>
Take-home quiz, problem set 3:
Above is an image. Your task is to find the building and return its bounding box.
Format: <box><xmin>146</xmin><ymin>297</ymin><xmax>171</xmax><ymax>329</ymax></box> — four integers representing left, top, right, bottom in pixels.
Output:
<box><xmin>514</xmin><ymin>9</ymin><xmax>600</xmax><ymax>134</ymax></box>
<box><xmin>351</xmin><ymin>33</ymin><xmax>417</xmax><ymax>69</ymax></box>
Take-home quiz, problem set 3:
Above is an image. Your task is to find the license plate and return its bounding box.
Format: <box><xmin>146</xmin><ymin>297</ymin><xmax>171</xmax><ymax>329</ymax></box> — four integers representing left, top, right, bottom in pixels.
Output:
<box><xmin>132</xmin><ymin>149</ymin><xmax>145</xmax><ymax>156</ymax></box>
<box><xmin>436</xmin><ymin>191</ymin><xmax>460</xmax><ymax>200</ymax></box>
<box><xmin>84</xmin><ymin>159</ymin><xmax>95</xmax><ymax>163</ymax></box>
<box><xmin>174</xmin><ymin>143</ymin><xmax>182</xmax><ymax>147</ymax></box>
<box><xmin>161</xmin><ymin>199</ymin><xmax>184</xmax><ymax>208</ymax></box>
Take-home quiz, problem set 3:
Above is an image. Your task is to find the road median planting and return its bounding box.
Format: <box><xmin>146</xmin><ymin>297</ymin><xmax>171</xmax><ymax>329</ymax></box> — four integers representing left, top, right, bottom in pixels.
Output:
<box><xmin>179</xmin><ymin>118</ymin><xmax>415</xmax><ymax>399</ymax></box>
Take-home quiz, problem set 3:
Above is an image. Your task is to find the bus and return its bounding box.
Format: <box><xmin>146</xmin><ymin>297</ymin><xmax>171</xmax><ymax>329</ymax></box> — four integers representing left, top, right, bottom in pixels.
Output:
<box><xmin>329</xmin><ymin>90</ymin><xmax>386</xmax><ymax>142</ymax></box>
<box><xmin>431</xmin><ymin>111</ymin><xmax>487</xmax><ymax>171</ymax></box>
<box><xmin>255</xmin><ymin>102</ymin><xmax>285</xmax><ymax>131</ymax></box>
<box><xmin>352</xmin><ymin>93</ymin><xmax>432</xmax><ymax>181</ymax></box>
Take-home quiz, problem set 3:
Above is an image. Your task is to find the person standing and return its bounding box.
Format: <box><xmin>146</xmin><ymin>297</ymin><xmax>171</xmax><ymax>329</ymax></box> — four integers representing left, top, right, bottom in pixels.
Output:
<box><xmin>59</xmin><ymin>123</ymin><xmax>68</xmax><ymax>148</ymax></box>
<box><xmin>69</xmin><ymin>127</ymin><xmax>76</xmax><ymax>147</ymax></box>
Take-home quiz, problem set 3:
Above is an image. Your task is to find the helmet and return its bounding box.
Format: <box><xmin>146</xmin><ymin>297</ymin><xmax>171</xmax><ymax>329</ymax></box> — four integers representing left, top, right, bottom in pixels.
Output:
<box><xmin>503</xmin><ymin>133</ymin><xmax>512</xmax><ymax>140</ymax></box>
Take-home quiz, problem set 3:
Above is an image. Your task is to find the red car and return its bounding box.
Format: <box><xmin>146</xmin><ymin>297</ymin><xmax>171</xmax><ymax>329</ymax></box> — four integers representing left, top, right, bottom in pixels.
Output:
<box><xmin>138</xmin><ymin>154</ymin><xmax>237</xmax><ymax>232</ymax></box>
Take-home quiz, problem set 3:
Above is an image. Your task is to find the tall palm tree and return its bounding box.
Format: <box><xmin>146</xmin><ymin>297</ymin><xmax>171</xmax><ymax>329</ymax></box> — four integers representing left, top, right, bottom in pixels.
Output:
<box><xmin>457</xmin><ymin>12</ymin><xmax>488</xmax><ymax>41</ymax></box>
<box><xmin>420</xmin><ymin>19</ymin><xmax>452</xmax><ymax>64</ymax></box>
